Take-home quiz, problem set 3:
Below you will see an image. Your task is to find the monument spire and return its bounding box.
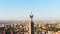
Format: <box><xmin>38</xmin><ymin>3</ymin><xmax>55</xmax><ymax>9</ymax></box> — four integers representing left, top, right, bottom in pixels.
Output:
<box><xmin>30</xmin><ymin>12</ymin><xmax>34</xmax><ymax>34</ymax></box>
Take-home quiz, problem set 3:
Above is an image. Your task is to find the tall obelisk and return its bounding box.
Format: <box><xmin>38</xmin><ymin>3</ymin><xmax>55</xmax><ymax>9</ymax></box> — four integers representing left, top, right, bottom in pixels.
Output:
<box><xmin>29</xmin><ymin>12</ymin><xmax>34</xmax><ymax>34</ymax></box>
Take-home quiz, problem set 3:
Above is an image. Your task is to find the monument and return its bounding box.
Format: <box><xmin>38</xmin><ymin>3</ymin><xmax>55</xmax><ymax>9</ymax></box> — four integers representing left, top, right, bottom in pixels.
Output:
<box><xmin>29</xmin><ymin>12</ymin><xmax>34</xmax><ymax>34</ymax></box>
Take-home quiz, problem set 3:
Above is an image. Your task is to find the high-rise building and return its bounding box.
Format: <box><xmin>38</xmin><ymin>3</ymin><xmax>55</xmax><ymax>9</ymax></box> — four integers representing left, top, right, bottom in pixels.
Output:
<box><xmin>29</xmin><ymin>12</ymin><xmax>34</xmax><ymax>34</ymax></box>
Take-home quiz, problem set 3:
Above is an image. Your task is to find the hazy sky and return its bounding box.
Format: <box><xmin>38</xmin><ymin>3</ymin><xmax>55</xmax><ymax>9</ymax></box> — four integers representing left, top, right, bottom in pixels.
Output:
<box><xmin>0</xmin><ymin>0</ymin><xmax>60</xmax><ymax>20</ymax></box>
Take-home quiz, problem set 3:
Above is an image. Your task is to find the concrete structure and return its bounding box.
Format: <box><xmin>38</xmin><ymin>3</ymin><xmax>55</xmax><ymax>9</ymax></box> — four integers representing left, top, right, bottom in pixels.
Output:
<box><xmin>53</xmin><ymin>31</ymin><xmax>60</xmax><ymax>34</ymax></box>
<box><xmin>47</xmin><ymin>31</ymin><xmax>54</xmax><ymax>34</ymax></box>
<box><xmin>29</xmin><ymin>12</ymin><xmax>34</xmax><ymax>34</ymax></box>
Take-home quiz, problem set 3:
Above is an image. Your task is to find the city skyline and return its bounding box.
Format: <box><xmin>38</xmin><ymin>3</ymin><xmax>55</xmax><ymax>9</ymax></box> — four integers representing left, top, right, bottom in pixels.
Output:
<box><xmin>0</xmin><ymin>0</ymin><xmax>60</xmax><ymax>20</ymax></box>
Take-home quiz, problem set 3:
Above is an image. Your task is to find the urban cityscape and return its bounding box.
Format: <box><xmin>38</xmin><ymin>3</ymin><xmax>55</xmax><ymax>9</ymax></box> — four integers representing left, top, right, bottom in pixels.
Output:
<box><xmin>0</xmin><ymin>13</ymin><xmax>60</xmax><ymax>34</ymax></box>
<box><xmin>0</xmin><ymin>0</ymin><xmax>60</xmax><ymax>34</ymax></box>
